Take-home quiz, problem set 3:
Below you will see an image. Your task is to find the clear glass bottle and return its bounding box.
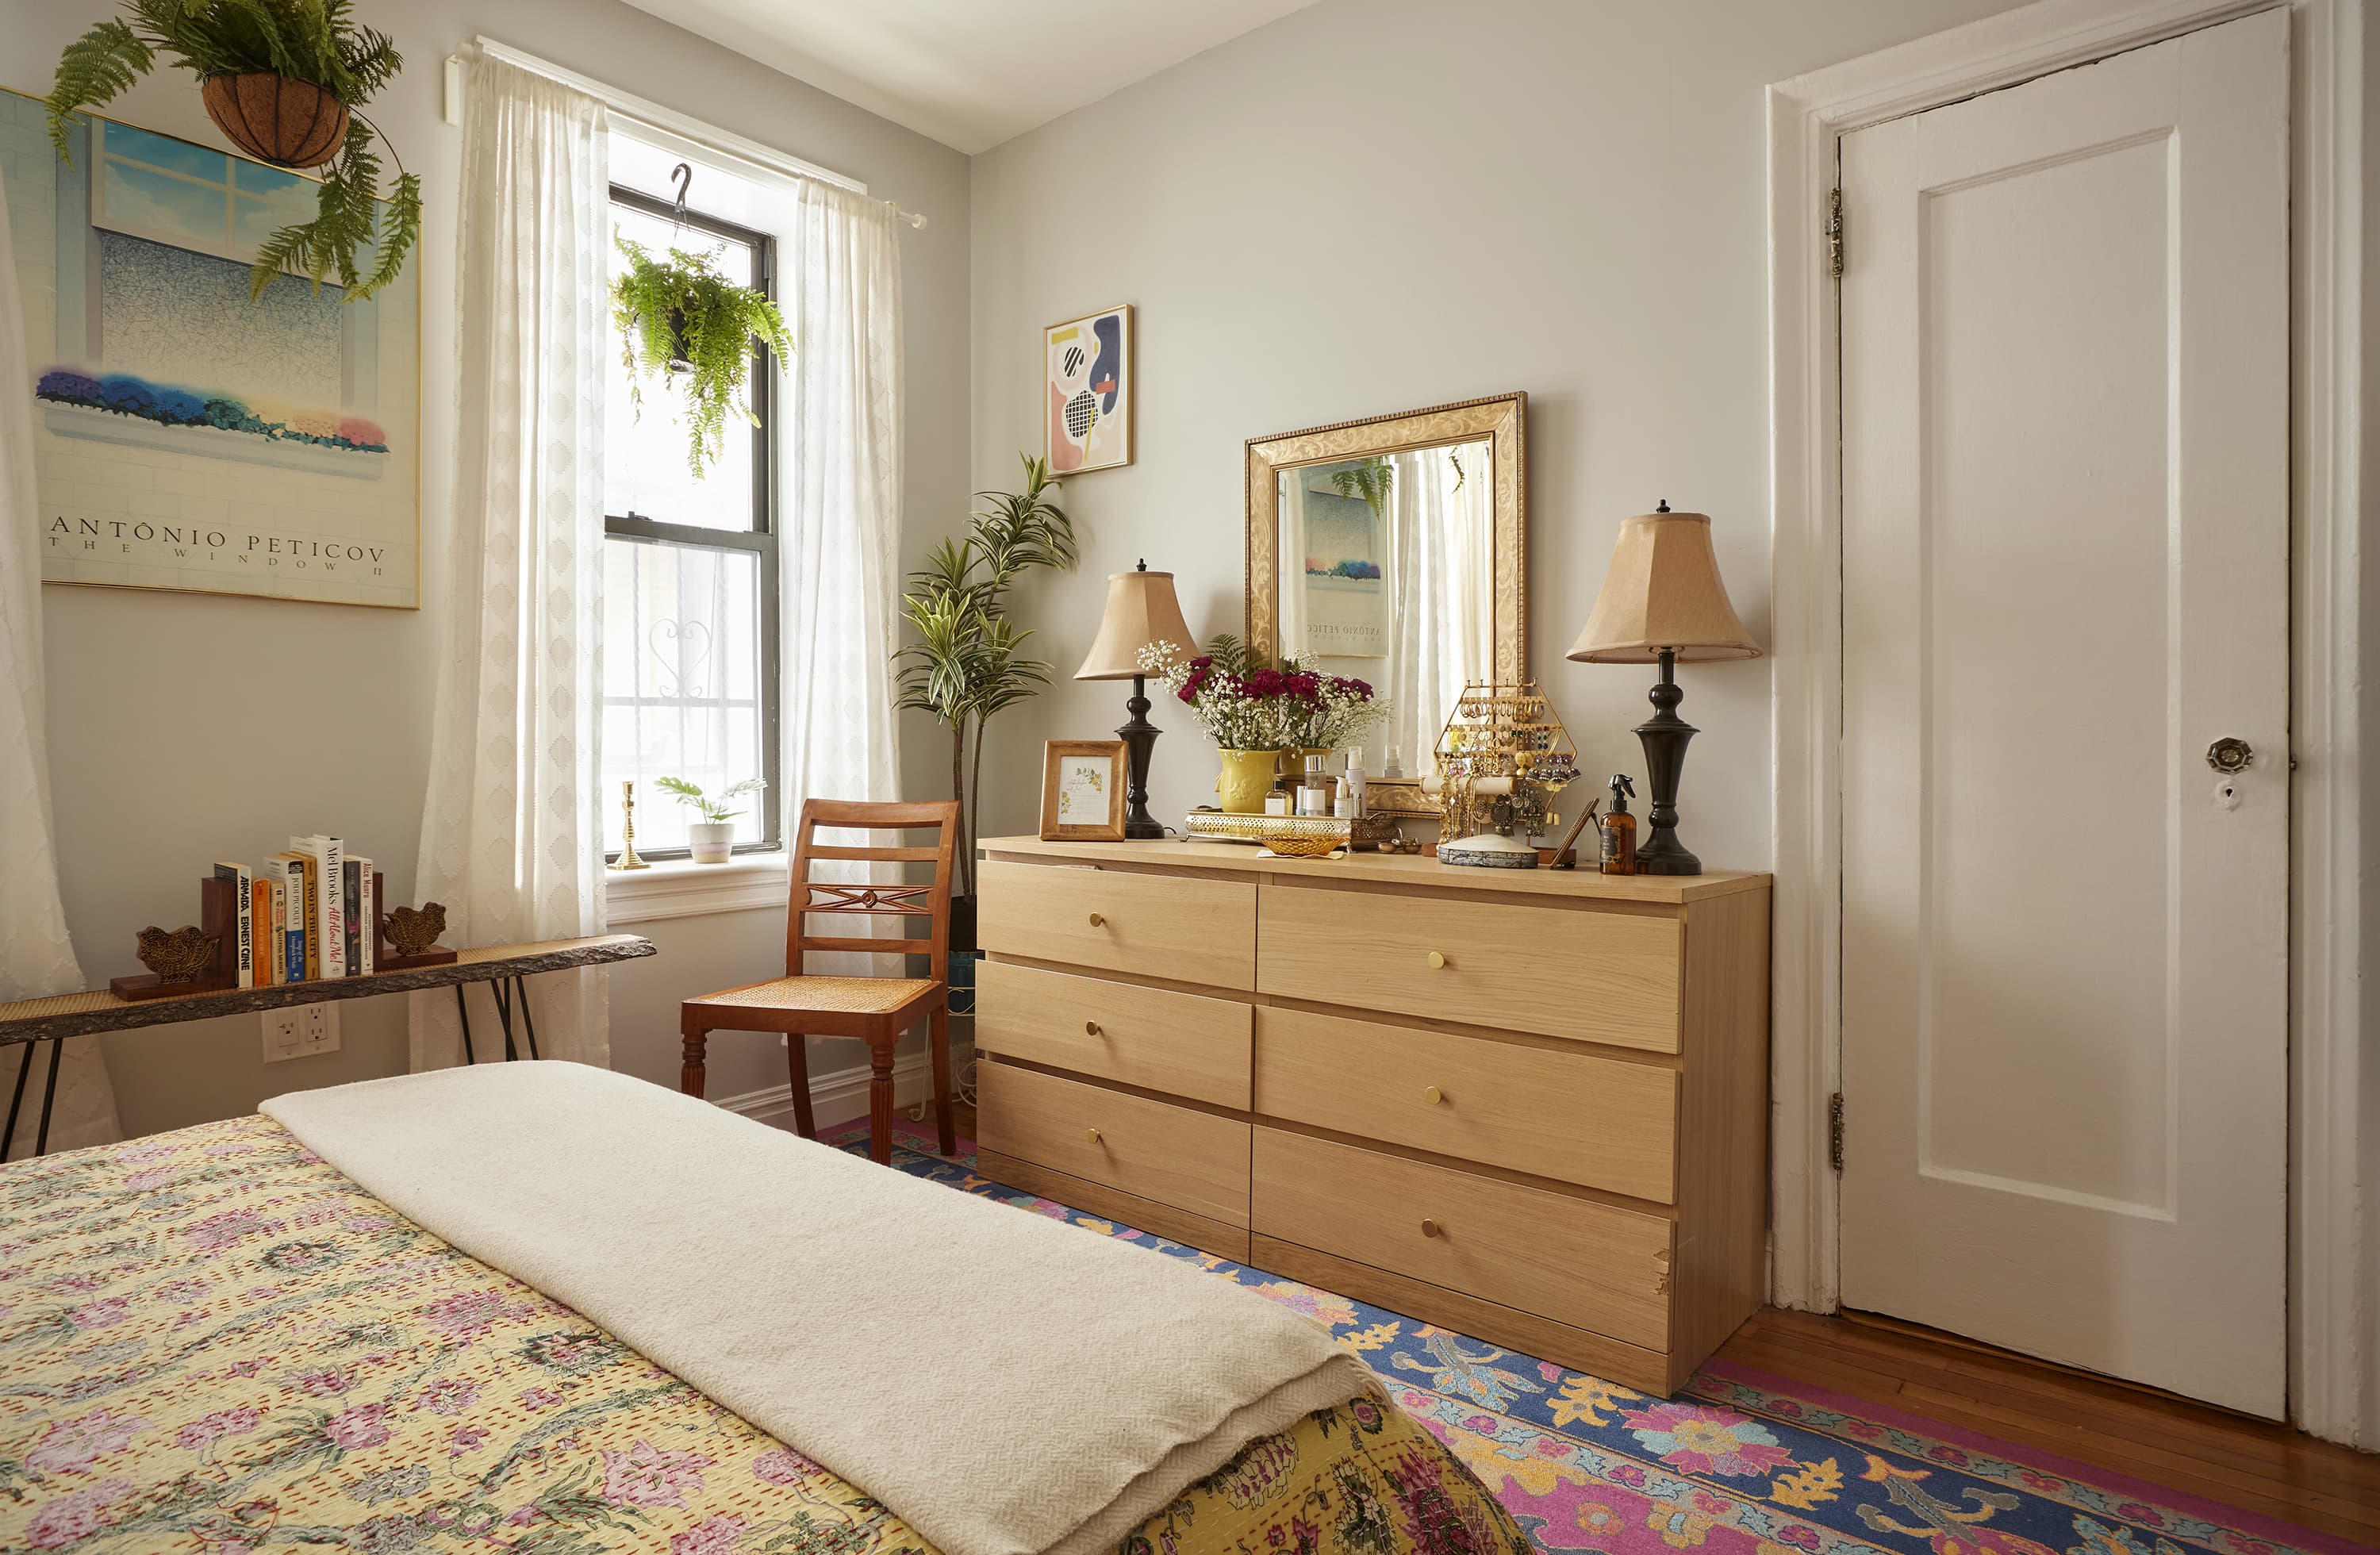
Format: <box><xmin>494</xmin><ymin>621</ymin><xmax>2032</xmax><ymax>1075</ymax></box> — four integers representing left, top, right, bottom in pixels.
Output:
<box><xmin>1297</xmin><ymin>754</ymin><xmax>1332</xmax><ymax>816</ymax></box>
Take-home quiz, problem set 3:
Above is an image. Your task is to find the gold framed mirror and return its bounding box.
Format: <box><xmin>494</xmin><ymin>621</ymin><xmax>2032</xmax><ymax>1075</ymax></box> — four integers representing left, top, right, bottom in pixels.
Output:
<box><xmin>1245</xmin><ymin>392</ymin><xmax>1526</xmax><ymax>773</ymax></box>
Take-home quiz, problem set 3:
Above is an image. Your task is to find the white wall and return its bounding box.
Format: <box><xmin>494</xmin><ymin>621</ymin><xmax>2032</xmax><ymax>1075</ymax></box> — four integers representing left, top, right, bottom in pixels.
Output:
<box><xmin>965</xmin><ymin>0</ymin><xmax>2038</xmax><ymax>857</ymax></box>
<box><xmin>0</xmin><ymin>2</ymin><xmax>970</xmax><ymax>1135</ymax></box>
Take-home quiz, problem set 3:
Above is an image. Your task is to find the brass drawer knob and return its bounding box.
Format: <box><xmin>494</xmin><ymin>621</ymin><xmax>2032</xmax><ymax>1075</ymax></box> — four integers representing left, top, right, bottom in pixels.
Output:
<box><xmin>1421</xmin><ymin>1218</ymin><xmax>1442</xmax><ymax>1238</ymax></box>
<box><xmin>1088</xmin><ymin>912</ymin><xmax>1107</xmax><ymax>927</ymax></box>
<box><xmin>1085</xmin><ymin>1127</ymin><xmax>1102</xmax><ymax>1146</ymax></box>
<box><xmin>1085</xmin><ymin>1020</ymin><xmax>1103</xmax><ymax>1037</ymax></box>
<box><xmin>1426</xmin><ymin>950</ymin><xmax>1446</xmax><ymax>969</ymax></box>
<box><xmin>1422</xmin><ymin>1085</ymin><xmax>1443</xmax><ymax>1106</ymax></box>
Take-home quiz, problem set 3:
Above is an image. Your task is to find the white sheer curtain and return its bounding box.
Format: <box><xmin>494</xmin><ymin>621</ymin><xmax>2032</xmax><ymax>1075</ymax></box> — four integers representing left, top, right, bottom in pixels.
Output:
<box><xmin>781</xmin><ymin>179</ymin><xmax>904</xmax><ymax>819</ymax></box>
<box><xmin>409</xmin><ymin>55</ymin><xmax>611</xmax><ymax>1069</ymax></box>
<box><xmin>779</xmin><ymin>179</ymin><xmax>905</xmax><ymax>993</ymax></box>
<box><xmin>0</xmin><ymin>166</ymin><xmax>121</xmax><ymax>1153</ymax></box>
<box><xmin>1384</xmin><ymin>448</ymin><xmax>1495</xmax><ymax>770</ymax></box>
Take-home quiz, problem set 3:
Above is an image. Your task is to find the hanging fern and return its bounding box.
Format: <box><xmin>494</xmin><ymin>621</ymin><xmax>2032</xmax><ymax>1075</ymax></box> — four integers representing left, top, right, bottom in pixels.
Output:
<box><xmin>612</xmin><ymin>238</ymin><xmax>797</xmax><ymax>478</ymax></box>
<box><xmin>1330</xmin><ymin>455</ymin><xmax>1396</xmax><ymax>522</ymax></box>
<box><xmin>44</xmin><ymin>0</ymin><xmax>416</xmax><ymax>301</ymax></box>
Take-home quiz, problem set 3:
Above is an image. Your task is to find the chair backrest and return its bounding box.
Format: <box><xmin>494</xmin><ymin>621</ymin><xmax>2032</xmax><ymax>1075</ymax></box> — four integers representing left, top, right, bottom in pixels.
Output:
<box><xmin>785</xmin><ymin>798</ymin><xmax>962</xmax><ymax>983</ymax></box>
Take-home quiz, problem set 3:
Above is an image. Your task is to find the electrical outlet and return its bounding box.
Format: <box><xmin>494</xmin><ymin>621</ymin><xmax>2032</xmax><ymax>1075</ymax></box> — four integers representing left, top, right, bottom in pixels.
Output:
<box><xmin>262</xmin><ymin>1003</ymin><xmax>340</xmax><ymax>1062</ymax></box>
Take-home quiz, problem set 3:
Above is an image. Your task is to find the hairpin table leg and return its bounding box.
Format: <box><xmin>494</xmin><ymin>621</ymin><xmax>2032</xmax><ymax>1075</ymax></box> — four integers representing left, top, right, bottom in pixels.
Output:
<box><xmin>1</xmin><ymin>1042</ymin><xmax>33</xmax><ymax>1164</ymax></box>
<box><xmin>455</xmin><ymin>985</ymin><xmax>478</xmax><ymax>1065</ymax></box>
<box><xmin>33</xmin><ymin>1039</ymin><xmax>63</xmax><ymax>1158</ymax></box>
<box><xmin>513</xmin><ymin>977</ymin><xmax>540</xmax><ymax>1061</ymax></box>
<box><xmin>490</xmin><ymin>977</ymin><xmax>518</xmax><ymax>1062</ymax></box>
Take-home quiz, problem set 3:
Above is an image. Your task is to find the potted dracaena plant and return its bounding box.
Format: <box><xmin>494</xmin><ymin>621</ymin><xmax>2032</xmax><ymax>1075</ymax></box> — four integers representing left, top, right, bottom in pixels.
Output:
<box><xmin>612</xmin><ymin>239</ymin><xmax>794</xmax><ymax>478</ymax></box>
<box><xmin>654</xmin><ymin>776</ymin><xmax>766</xmax><ymax>864</ymax></box>
<box><xmin>46</xmin><ymin>1</ymin><xmax>420</xmax><ymax>301</ymax></box>
<box><xmin>895</xmin><ymin>454</ymin><xmax>1077</xmax><ymax>948</ymax></box>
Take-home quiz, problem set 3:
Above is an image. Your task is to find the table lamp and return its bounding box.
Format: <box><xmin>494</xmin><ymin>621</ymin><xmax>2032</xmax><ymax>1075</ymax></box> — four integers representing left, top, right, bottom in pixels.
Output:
<box><xmin>1568</xmin><ymin>503</ymin><xmax>1762</xmax><ymax>875</ymax></box>
<box><xmin>1075</xmin><ymin>560</ymin><xmax>1196</xmax><ymax>840</ymax></box>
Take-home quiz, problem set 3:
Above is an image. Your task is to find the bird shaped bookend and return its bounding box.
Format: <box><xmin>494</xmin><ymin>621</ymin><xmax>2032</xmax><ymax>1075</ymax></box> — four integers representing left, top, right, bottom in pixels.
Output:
<box><xmin>136</xmin><ymin>924</ymin><xmax>220</xmax><ymax>984</ymax></box>
<box><xmin>383</xmin><ymin>902</ymin><xmax>449</xmax><ymax>958</ymax></box>
<box><xmin>375</xmin><ymin>893</ymin><xmax>458</xmax><ymax>969</ymax></box>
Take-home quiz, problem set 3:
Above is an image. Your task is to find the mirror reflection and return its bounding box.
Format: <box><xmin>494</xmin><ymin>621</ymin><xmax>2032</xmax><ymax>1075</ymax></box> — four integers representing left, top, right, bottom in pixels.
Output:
<box><xmin>1274</xmin><ymin>439</ymin><xmax>1496</xmax><ymax>769</ymax></box>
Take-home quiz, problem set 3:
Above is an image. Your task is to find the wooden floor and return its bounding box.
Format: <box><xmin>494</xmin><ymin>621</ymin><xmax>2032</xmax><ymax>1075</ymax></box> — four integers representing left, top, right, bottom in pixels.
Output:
<box><xmin>1714</xmin><ymin>1307</ymin><xmax>2380</xmax><ymax>1545</ymax></box>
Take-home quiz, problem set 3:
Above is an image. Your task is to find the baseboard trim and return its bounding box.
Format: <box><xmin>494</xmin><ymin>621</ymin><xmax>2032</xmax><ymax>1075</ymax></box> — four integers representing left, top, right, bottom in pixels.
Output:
<box><xmin>712</xmin><ymin>1039</ymin><xmax>974</xmax><ymax>1134</ymax></box>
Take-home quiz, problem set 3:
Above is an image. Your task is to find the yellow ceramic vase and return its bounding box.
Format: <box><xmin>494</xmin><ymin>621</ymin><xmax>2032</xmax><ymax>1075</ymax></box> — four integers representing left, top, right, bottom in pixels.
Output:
<box><xmin>1215</xmin><ymin>748</ymin><xmax>1286</xmax><ymax>814</ymax></box>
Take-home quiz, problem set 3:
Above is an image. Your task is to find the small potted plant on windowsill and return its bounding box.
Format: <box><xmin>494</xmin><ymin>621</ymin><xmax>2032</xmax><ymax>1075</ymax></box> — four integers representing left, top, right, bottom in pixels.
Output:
<box><xmin>655</xmin><ymin>776</ymin><xmax>766</xmax><ymax>864</ymax></box>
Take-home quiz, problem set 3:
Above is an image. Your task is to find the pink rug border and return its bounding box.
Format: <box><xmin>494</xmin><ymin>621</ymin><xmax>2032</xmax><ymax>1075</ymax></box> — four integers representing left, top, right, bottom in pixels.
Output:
<box><xmin>1698</xmin><ymin>1358</ymin><xmax>2367</xmax><ymax>1555</ymax></box>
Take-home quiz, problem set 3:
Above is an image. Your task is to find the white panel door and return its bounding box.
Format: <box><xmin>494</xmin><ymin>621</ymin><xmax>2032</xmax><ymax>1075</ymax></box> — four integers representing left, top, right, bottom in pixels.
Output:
<box><xmin>1837</xmin><ymin>10</ymin><xmax>2289</xmax><ymax>1416</ymax></box>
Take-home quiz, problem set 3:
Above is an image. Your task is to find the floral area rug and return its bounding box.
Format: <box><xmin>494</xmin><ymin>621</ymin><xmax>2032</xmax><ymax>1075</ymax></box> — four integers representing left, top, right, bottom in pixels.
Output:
<box><xmin>817</xmin><ymin>1122</ymin><xmax>2355</xmax><ymax>1555</ymax></box>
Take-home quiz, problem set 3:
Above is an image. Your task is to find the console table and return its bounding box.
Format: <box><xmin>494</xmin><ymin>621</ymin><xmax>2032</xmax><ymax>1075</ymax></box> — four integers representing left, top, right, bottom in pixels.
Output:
<box><xmin>0</xmin><ymin>934</ymin><xmax>656</xmax><ymax>1161</ymax></box>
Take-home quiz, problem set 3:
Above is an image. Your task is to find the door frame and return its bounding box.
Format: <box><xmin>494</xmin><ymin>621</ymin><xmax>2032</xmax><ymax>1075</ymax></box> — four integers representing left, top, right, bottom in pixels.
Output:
<box><xmin>1766</xmin><ymin>0</ymin><xmax>2368</xmax><ymax>1443</ymax></box>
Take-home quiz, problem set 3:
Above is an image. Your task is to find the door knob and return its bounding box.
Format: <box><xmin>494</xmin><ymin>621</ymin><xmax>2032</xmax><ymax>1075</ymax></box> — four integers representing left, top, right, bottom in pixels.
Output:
<box><xmin>2206</xmin><ymin>737</ymin><xmax>2254</xmax><ymax>774</ymax></box>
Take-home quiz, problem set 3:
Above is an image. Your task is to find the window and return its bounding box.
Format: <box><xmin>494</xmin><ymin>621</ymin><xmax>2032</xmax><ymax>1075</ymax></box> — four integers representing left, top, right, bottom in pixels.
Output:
<box><xmin>601</xmin><ymin>184</ymin><xmax>781</xmax><ymax>859</ymax></box>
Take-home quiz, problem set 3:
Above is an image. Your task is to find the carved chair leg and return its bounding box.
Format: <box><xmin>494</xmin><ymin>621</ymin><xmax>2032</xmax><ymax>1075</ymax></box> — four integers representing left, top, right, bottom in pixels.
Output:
<box><xmin>930</xmin><ymin>1006</ymin><xmax>956</xmax><ymax>1155</ymax></box>
<box><xmin>867</xmin><ymin>1035</ymin><xmax>898</xmax><ymax>1166</ymax></box>
<box><xmin>679</xmin><ymin>1015</ymin><xmax>708</xmax><ymax>1099</ymax></box>
<box><xmin>786</xmin><ymin>1031</ymin><xmax>816</xmax><ymax>1140</ymax></box>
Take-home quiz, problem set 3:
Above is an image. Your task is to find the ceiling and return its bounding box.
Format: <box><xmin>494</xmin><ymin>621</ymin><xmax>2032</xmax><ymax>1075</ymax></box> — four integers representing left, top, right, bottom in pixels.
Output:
<box><xmin>618</xmin><ymin>0</ymin><xmax>1323</xmax><ymax>155</ymax></box>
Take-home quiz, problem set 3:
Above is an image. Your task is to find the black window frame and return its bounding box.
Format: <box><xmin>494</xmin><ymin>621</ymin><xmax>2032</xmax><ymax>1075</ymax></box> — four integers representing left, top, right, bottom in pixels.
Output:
<box><xmin>602</xmin><ymin>182</ymin><xmax>783</xmax><ymax>860</ymax></box>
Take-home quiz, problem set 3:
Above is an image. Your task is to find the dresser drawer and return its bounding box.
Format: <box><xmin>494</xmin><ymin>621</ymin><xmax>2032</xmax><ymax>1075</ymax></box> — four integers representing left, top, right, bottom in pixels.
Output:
<box><xmin>1253</xmin><ymin>1008</ymin><xmax>1679</xmax><ymax>1202</ymax></box>
<box><xmin>978</xmin><ymin>960</ymin><xmax>1253</xmax><ymax>1109</ymax></box>
<box><xmin>1257</xmin><ymin>884</ymin><xmax>1682</xmax><ymax>1051</ymax></box>
<box><xmin>979</xmin><ymin>1062</ymin><xmax>1250</xmax><ymax>1227</ymax></box>
<box><xmin>1252</xmin><ymin>1128</ymin><xmax>1672</xmax><ymax>1350</ymax></box>
<box><xmin>981</xmin><ymin>859</ymin><xmax>1257</xmax><ymax>990</ymax></box>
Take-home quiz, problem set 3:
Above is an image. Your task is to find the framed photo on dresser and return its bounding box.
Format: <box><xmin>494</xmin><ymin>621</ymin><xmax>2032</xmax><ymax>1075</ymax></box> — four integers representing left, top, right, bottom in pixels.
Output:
<box><xmin>1040</xmin><ymin>740</ymin><xmax>1128</xmax><ymax>841</ymax></box>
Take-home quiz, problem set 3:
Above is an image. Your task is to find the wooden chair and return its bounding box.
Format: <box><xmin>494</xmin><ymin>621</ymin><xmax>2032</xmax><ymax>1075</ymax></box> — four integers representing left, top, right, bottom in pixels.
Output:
<box><xmin>678</xmin><ymin>799</ymin><xmax>960</xmax><ymax>1165</ymax></box>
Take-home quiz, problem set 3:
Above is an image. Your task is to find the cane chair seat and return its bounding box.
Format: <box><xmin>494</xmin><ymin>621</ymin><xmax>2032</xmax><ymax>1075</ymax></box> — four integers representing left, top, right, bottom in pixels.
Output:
<box><xmin>686</xmin><ymin>976</ymin><xmax>938</xmax><ymax>1016</ymax></box>
<box><xmin>678</xmin><ymin>798</ymin><xmax>964</xmax><ymax>1165</ymax></box>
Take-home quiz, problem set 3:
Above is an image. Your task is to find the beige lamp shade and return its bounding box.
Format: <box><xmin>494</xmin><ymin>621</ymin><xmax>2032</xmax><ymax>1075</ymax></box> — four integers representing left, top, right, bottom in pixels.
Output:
<box><xmin>1568</xmin><ymin>508</ymin><xmax>1762</xmax><ymax>663</ymax></box>
<box><xmin>1075</xmin><ymin>564</ymin><xmax>1196</xmax><ymax>680</ymax></box>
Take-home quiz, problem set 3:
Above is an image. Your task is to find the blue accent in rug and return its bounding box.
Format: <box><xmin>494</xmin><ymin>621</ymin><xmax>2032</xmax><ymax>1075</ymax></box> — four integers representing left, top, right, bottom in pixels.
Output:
<box><xmin>819</xmin><ymin>1125</ymin><xmax>2349</xmax><ymax>1555</ymax></box>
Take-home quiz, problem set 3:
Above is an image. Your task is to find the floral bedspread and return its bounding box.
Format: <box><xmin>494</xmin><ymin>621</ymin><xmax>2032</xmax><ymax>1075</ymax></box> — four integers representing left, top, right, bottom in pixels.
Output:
<box><xmin>0</xmin><ymin>1115</ymin><xmax>1526</xmax><ymax>1554</ymax></box>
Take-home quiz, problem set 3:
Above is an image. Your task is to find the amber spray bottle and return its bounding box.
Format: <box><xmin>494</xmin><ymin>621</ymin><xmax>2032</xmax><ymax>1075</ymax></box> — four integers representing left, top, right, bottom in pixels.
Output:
<box><xmin>1600</xmin><ymin>774</ymin><xmax>1639</xmax><ymax>875</ymax></box>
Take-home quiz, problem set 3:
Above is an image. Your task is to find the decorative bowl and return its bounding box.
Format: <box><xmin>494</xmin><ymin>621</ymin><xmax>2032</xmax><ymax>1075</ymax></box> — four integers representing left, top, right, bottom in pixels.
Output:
<box><xmin>1259</xmin><ymin>832</ymin><xmax>1343</xmax><ymax>859</ymax></box>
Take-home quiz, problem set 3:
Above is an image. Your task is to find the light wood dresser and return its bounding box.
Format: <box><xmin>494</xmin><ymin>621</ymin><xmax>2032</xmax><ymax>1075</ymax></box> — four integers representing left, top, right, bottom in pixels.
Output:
<box><xmin>972</xmin><ymin>836</ymin><xmax>1771</xmax><ymax>1395</ymax></box>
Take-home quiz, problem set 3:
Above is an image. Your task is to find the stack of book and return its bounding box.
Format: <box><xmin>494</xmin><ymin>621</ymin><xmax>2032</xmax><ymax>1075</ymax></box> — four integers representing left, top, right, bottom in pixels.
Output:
<box><xmin>209</xmin><ymin>836</ymin><xmax>378</xmax><ymax>988</ymax></box>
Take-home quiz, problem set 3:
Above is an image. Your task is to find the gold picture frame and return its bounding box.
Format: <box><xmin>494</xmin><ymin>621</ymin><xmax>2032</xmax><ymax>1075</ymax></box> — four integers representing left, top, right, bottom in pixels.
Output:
<box><xmin>1244</xmin><ymin>392</ymin><xmax>1526</xmax><ymax>681</ymax></box>
<box><xmin>1040</xmin><ymin>740</ymin><xmax>1128</xmax><ymax>841</ymax></box>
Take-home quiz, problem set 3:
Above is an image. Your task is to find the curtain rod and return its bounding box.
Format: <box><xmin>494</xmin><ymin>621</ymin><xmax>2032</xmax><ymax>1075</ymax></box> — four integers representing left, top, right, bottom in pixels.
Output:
<box><xmin>442</xmin><ymin>38</ymin><xmax>930</xmax><ymax>230</ymax></box>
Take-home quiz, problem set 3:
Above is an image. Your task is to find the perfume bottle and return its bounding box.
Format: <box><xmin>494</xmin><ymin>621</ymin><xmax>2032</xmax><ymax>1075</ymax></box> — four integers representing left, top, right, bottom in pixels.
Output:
<box><xmin>1296</xmin><ymin>754</ymin><xmax>1332</xmax><ymax>816</ymax></box>
<box><xmin>1600</xmin><ymin>774</ymin><xmax>1638</xmax><ymax>875</ymax></box>
<box><xmin>1345</xmin><ymin>752</ymin><xmax>1367</xmax><ymax>814</ymax></box>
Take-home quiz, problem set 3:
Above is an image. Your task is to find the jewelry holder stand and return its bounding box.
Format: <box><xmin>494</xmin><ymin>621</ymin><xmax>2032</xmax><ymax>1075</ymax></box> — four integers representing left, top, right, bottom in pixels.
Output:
<box><xmin>110</xmin><ymin>877</ymin><xmax>241</xmax><ymax>1000</ymax></box>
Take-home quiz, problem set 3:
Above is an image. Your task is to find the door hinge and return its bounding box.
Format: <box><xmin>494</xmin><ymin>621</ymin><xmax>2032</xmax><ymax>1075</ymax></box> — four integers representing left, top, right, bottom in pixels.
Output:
<box><xmin>1828</xmin><ymin>1092</ymin><xmax>1845</xmax><ymax>1170</ymax></box>
<box><xmin>1827</xmin><ymin>187</ymin><xmax>1845</xmax><ymax>278</ymax></box>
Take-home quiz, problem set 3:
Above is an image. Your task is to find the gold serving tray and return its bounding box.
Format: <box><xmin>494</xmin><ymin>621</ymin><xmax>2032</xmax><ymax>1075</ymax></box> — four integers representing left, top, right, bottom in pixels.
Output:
<box><xmin>1182</xmin><ymin>810</ymin><xmax>1399</xmax><ymax>847</ymax></box>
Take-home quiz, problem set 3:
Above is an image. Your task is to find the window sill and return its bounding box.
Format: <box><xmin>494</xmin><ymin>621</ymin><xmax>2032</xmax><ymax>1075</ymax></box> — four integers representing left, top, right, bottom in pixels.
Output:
<box><xmin>604</xmin><ymin>854</ymin><xmax>789</xmax><ymax>924</ymax></box>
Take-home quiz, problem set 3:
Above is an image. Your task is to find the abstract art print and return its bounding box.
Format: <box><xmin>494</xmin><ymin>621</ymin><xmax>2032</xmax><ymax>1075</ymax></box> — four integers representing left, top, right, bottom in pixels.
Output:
<box><xmin>1045</xmin><ymin>304</ymin><xmax>1131</xmax><ymax>474</ymax></box>
<box><xmin>3</xmin><ymin>90</ymin><xmax>420</xmax><ymax>608</ymax></box>
<box><xmin>1291</xmin><ymin>459</ymin><xmax>1390</xmax><ymax>658</ymax></box>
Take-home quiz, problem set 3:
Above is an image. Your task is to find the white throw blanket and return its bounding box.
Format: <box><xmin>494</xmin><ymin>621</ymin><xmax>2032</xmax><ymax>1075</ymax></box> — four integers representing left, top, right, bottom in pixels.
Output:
<box><xmin>263</xmin><ymin>1062</ymin><xmax>1368</xmax><ymax>1555</ymax></box>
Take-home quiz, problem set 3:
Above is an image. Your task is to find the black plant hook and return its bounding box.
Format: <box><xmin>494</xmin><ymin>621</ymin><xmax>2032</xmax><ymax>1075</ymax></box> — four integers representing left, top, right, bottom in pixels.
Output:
<box><xmin>669</xmin><ymin>162</ymin><xmax>693</xmax><ymax>240</ymax></box>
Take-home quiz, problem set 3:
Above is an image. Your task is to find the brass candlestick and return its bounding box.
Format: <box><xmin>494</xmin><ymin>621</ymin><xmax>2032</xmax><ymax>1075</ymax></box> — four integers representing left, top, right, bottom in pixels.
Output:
<box><xmin>614</xmin><ymin>781</ymin><xmax>652</xmax><ymax>870</ymax></box>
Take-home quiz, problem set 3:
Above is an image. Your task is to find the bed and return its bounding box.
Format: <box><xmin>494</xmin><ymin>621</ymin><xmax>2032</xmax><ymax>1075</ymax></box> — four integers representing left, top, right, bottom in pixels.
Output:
<box><xmin>0</xmin><ymin>1067</ymin><xmax>1526</xmax><ymax>1555</ymax></box>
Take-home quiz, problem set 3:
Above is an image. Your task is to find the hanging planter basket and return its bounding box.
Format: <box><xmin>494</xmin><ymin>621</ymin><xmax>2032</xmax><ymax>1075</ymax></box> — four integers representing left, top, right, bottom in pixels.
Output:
<box><xmin>200</xmin><ymin>71</ymin><xmax>350</xmax><ymax>171</ymax></box>
<box><xmin>664</xmin><ymin>307</ymin><xmax>697</xmax><ymax>375</ymax></box>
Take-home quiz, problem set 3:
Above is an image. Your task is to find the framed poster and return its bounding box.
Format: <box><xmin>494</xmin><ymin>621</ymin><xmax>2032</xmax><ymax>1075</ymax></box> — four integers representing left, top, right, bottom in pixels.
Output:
<box><xmin>1292</xmin><ymin>462</ymin><xmax>1389</xmax><ymax>658</ymax></box>
<box><xmin>4</xmin><ymin>90</ymin><xmax>420</xmax><ymax>607</ymax></box>
<box><xmin>1045</xmin><ymin>304</ymin><xmax>1131</xmax><ymax>474</ymax></box>
<box><xmin>1040</xmin><ymin>740</ymin><xmax>1127</xmax><ymax>841</ymax></box>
